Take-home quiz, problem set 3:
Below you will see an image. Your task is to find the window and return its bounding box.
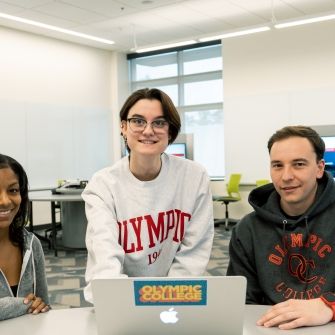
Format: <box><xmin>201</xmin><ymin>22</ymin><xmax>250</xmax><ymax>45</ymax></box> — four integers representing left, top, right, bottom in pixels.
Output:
<box><xmin>128</xmin><ymin>42</ymin><xmax>224</xmax><ymax>178</ymax></box>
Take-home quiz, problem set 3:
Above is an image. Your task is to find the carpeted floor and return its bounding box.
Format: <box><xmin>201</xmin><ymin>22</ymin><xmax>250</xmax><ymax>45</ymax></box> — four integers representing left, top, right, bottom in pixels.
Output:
<box><xmin>42</xmin><ymin>225</ymin><xmax>232</xmax><ymax>309</ymax></box>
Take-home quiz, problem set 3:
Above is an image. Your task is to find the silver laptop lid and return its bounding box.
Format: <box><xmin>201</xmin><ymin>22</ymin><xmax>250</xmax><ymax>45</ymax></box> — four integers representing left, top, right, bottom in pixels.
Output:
<box><xmin>92</xmin><ymin>276</ymin><xmax>246</xmax><ymax>335</ymax></box>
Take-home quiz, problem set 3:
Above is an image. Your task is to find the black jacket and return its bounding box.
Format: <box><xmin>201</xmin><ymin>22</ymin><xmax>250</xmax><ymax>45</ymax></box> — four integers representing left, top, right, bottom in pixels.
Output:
<box><xmin>227</xmin><ymin>172</ymin><xmax>335</xmax><ymax>304</ymax></box>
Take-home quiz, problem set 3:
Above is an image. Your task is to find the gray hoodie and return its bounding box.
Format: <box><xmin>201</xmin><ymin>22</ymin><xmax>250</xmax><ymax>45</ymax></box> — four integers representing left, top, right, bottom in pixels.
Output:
<box><xmin>0</xmin><ymin>229</ymin><xmax>50</xmax><ymax>320</ymax></box>
<box><xmin>227</xmin><ymin>172</ymin><xmax>335</xmax><ymax>304</ymax></box>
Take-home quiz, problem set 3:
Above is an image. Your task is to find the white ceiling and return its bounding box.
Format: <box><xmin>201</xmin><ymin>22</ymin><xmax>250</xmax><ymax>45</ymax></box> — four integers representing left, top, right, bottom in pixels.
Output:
<box><xmin>1</xmin><ymin>0</ymin><xmax>335</xmax><ymax>52</ymax></box>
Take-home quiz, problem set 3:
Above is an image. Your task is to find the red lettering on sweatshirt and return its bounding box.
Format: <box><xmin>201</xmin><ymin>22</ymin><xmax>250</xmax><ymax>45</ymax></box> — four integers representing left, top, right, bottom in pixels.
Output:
<box><xmin>121</xmin><ymin>220</ymin><xmax>135</xmax><ymax>253</ymax></box>
<box><xmin>130</xmin><ymin>217</ymin><xmax>144</xmax><ymax>252</ymax></box>
<box><xmin>288</xmin><ymin>254</ymin><xmax>317</xmax><ymax>284</ymax></box>
<box><xmin>146</xmin><ymin>213</ymin><xmax>165</xmax><ymax>248</ymax></box>
<box><xmin>268</xmin><ymin>244</ymin><xmax>288</xmax><ymax>265</ymax></box>
<box><xmin>173</xmin><ymin>210</ymin><xmax>191</xmax><ymax>243</ymax></box>
<box><xmin>118</xmin><ymin>209</ymin><xmax>191</xmax><ymax>254</ymax></box>
<box><xmin>268</xmin><ymin>233</ymin><xmax>332</xmax><ymax>301</ymax></box>
<box><xmin>304</xmin><ymin>234</ymin><xmax>332</xmax><ymax>256</ymax></box>
<box><xmin>118</xmin><ymin>217</ymin><xmax>144</xmax><ymax>253</ymax></box>
<box><xmin>275</xmin><ymin>277</ymin><xmax>326</xmax><ymax>300</ymax></box>
<box><xmin>318</xmin><ymin>245</ymin><xmax>332</xmax><ymax>258</ymax></box>
<box><xmin>290</xmin><ymin>233</ymin><xmax>303</xmax><ymax>247</ymax></box>
<box><xmin>268</xmin><ymin>233</ymin><xmax>331</xmax><ymax>266</ymax></box>
<box><xmin>165</xmin><ymin>210</ymin><xmax>176</xmax><ymax>241</ymax></box>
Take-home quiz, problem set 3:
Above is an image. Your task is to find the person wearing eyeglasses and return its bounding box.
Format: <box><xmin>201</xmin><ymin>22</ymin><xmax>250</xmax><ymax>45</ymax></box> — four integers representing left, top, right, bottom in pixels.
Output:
<box><xmin>82</xmin><ymin>88</ymin><xmax>214</xmax><ymax>303</ymax></box>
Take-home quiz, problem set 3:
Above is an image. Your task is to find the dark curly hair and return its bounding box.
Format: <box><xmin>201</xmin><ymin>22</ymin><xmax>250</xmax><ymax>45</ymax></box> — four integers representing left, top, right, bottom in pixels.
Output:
<box><xmin>0</xmin><ymin>154</ymin><xmax>29</xmax><ymax>249</ymax></box>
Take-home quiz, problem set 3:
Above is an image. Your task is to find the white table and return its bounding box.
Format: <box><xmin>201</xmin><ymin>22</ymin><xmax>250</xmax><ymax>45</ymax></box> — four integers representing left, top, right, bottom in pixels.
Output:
<box><xmin>0</xmin><ymin>308</ymin><xmax>96</xmax><ymax>335</ymax></box>
<box><xmin>243</xmin><ymin>305</ymin><xmax>335</xmax><ymax>335</ymax></box>
<box><xmin>0</xmin><ymin>306</ymin><xmax>334</xmax><ymax>335</ymax></box>
<box><xmin>29</xmin><ymin>192</ymin><xmax>86</xmax><ymax>256</ymax></box>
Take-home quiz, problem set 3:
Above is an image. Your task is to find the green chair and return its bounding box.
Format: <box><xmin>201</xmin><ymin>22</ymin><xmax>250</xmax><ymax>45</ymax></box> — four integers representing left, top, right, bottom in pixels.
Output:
<box><xmin>256</xmin><ymin>179</ymin><xmax>270</xmax><ymax>187</ymax></box>
<box><xmin>213</xmin><ymin>173</ymin><xmax>242</xmax><ymax>230</ymax></box>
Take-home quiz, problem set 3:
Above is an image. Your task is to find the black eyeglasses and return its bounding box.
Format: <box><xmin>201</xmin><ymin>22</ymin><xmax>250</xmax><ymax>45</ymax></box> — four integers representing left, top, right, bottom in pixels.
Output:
<box><xmin>127</xmin><ymin>117</ymin><xmax>169</xmax><ymax>133</ymax></box>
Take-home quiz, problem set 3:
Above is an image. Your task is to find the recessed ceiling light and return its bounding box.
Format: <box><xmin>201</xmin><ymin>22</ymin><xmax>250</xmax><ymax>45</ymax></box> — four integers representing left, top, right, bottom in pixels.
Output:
<box><xmin>0</xmin><ymin>12</ymin><xmax>115</xmax><ymax>45</ymax></box>
<box><xmin>199</xmin><ymin>26</ymin><xmax>270</xmax><ymax>42</ymax></box>
<box><xmin>136</xmin><ymin>40</ymin><xmax>197</xmax><ymax>53</ymax></box>
<box><xmin>274</xmin><ymin>13</ymin><xmax>335</xmax><ymax>29</ymax></box>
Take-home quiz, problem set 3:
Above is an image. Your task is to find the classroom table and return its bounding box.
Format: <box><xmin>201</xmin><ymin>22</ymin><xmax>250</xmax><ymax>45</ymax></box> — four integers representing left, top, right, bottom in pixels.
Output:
<box><xmin>0</xmin><ymin>305</ymin><xmax>334</xmax><ymax>335</ymax></box>
<box><xmin>29</xmin><ymin>192</ymin><xmax>87</xmax><ymax>256</ymax></box>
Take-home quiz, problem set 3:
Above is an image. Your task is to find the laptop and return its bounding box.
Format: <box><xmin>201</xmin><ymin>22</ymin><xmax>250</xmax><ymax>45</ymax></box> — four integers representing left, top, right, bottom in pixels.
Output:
<box><xmin>91</xmin><ymin>276</ymin><xmax>246</xmax><ymax>335</ymax></box>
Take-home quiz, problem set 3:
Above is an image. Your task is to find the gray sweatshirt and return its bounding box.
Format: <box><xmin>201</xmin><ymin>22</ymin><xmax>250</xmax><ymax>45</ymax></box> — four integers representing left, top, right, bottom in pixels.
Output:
<box><xmin>83</xmin><ymin>153</ymin><xmax>214</xmax><ymax>303</ymax></box>
<box><xmin>0</xmin><ymin>229</ymin><xmax>50</xmax><ymax>321</ymax></box>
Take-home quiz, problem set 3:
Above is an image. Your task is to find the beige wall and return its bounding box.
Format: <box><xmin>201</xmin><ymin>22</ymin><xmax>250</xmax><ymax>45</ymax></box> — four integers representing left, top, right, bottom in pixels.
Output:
<box><xmin>0</xmin><ymin>26</ymin><xmax>128</xmax><ymax>225</ymax></box>
<box><xmin>0</xmin><ymin>26</ymin><xmax>129</xmax><ymax>190</ymax></box>
<box><xmin>0</xmin><ymin>27</ymin><xmax>112</xmax><ymax>107</ymax></box>
<box><xmin>223</xmin><ymin>20</ymin><xmax>335</xmax><ymax>184</ymax></box>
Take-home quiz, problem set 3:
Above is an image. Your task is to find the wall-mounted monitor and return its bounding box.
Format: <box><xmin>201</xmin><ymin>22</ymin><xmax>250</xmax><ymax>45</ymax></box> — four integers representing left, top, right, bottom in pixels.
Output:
<box><xmin>164</xmin><ymin>143</ymin><xmax>187</xmax><ymax>158</ymax></box>
<box><xmin>166</xmin><ymin>133</ymin><xmax>194</xmax><ymax>160</ymax></box>
<box><xmin>322</xmin><ymin>136</ymin><xmax>335</xmax><ymax>177</ymax></box>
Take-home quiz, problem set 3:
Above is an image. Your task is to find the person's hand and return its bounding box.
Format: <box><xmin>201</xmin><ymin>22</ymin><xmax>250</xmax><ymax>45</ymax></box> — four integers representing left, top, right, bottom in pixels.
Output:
<box><xmin>257</xmin><ymin>298</ymin><xmax>333</xmax><ymax>330</ymax></box>
<box><xmin>24</xmin><ymin>293</ymin><xmax>50</xmax><ymax>315</ymax></box>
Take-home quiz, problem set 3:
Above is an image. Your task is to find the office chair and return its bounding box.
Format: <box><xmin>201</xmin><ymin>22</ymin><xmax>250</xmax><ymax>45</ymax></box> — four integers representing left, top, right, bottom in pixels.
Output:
<box><xmin>213</xmin><ymin>173</ymin><xmax>242</xmax><ymax>230</ymax></box>
<box><xmin>255</xmin><ymin>179</ymin><xmax>270</xmax><ymax>187</ymax></box>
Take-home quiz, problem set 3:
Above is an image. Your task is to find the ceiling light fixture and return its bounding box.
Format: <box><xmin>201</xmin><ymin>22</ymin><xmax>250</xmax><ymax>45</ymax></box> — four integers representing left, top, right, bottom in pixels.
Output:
<box><xmin>274</xmin><ymin>13</ymin><xmax>335</xmax><ymax>29</ymax></box>
<box><xmin>198</xmin><ymin>26</ymin><xmax>270</xmax><ymax>42</ymax></box>
<box><xmin>0</xmin><ymin>12</ymin><xmax>115</xmax><ymax>45</ymax></box>
<box><xmin>135</xmin><ymin>40</ymin><xmax>197</xmax><ymax>53</ymax></box>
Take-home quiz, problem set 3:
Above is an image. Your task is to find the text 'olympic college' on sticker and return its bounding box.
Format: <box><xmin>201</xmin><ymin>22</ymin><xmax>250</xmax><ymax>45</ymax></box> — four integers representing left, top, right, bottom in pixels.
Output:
<box><xmin>133</xmin><ymin>280</ymin><xmax>207</xmax><ymax>306</ymax></box>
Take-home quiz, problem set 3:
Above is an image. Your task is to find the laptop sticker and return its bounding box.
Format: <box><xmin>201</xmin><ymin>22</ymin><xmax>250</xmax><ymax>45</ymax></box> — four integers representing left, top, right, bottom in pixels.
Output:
<box><xmin>134</xmin><ymin>280</ymin><xmax>207</xmax><ymax>306</ymax></box>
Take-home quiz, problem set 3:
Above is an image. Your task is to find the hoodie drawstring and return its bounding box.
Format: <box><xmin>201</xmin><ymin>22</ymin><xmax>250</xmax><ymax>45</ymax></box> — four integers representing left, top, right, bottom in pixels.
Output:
<box><xmin>31</xmin><ymin>236</ymin><xmax>36</xmax><ymax>295</ymax></box>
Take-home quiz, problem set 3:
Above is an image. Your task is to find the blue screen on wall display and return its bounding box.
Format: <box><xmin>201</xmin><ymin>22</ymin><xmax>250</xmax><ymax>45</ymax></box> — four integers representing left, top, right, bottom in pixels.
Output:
<box><xmin>322</xmin><ymin>136</ymin><xmax>335</xmax><ymax>177</ymax></box>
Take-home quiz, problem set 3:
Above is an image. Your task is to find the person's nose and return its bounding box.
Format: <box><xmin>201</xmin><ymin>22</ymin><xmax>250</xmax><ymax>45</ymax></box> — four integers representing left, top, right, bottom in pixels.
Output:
<box><xmin>142</xmin><ymin>121</ymin><xmax>155</xmax><ymax>135</ymax></box>
<box><xmin>0</xmin><ymin>191</ymin><xmax>11</xmax><ymax>206</ymax></box>
<box><xmin>281</xmin><ymin>166</ymin><xmax>294</xmax><ymax>181</ymax></box>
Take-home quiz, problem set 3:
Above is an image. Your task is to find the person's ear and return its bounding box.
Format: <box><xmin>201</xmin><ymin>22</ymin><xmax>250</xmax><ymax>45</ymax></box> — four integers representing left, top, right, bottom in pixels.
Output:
<box><xmin>317</xmin><ymin>159</ymin><xmax>326</xmax><ymax>179</ymax></box>
<box><xmin>120</xmin><ymin>121</ymin><xmax>127</xmax><ymax>136</ymax></box>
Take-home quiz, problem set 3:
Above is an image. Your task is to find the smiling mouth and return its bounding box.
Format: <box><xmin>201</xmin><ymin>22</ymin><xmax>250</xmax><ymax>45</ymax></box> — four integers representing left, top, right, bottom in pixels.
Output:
<box><xmin>139</xmin><ymin>140</ymin><xmax>157</xmax><ymax>144</ymax></box>
<box><xmin>281</xmin><ymin>186</ymin><xmax>299</xmax><ymax>191</ymax></box>
<box><xmin>0</xmin><ymin>209</ymin><xmax>12</xmax><ymax>217</ymax></box>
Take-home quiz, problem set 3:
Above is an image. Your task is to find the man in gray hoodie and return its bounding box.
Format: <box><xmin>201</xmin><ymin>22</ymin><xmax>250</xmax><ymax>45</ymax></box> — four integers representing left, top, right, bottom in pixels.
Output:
<box><xmin>227</xmin><ymin>126</ymin><xmax>335</xmax><ymax>329</ymax></box>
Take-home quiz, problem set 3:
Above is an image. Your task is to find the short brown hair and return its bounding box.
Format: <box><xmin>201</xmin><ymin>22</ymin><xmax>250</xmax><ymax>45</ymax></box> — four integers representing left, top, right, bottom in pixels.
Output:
<box><xmin>119</xmin><ymin>88</ymin><xmax>181</xmax><ymax>144</ymax></box>
<box><xmin>267</xmin><ymin>126</ymin><xmax>325</xmax><ymax>161</ymax></box>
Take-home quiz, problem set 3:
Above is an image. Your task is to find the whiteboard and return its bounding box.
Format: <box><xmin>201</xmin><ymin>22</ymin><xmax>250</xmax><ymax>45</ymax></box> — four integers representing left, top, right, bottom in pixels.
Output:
<box><xmin>0</xmin><ymin>102</ymin><xmax>110</xmax><ymax>188</ymax></box>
